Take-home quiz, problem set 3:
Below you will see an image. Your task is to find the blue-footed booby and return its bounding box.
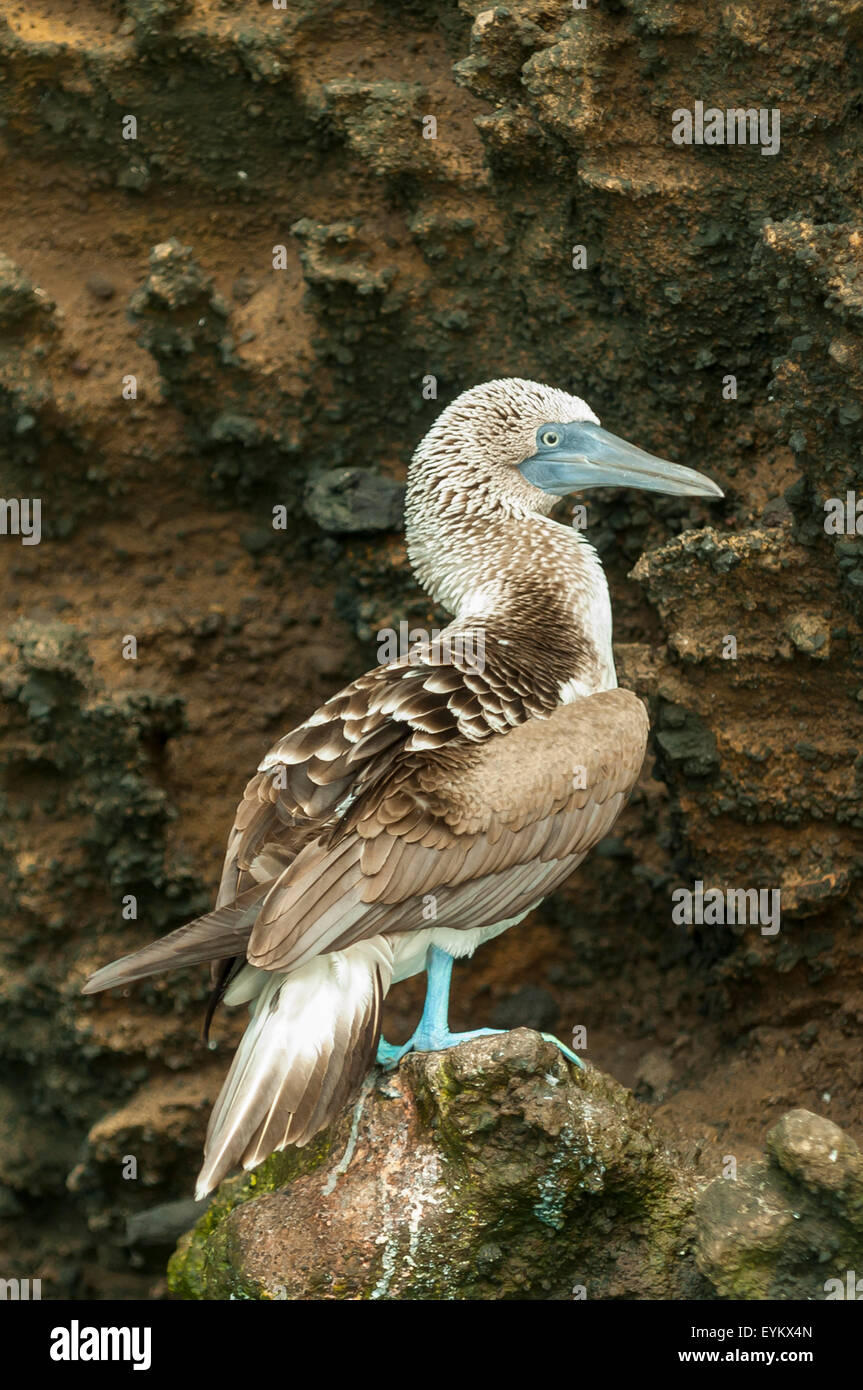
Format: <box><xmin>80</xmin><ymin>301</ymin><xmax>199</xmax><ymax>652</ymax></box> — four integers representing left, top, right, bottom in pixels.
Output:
<box><xmin>82</xmin><ymin>379</ymin><xmax>722</xmax><ymax>1198</ymax></box>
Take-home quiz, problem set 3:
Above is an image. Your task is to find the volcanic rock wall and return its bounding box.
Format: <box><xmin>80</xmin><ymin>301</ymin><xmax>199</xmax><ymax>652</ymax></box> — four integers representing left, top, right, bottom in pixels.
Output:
<box><xmin>0</xmin><ymin>0</ymin><xmax>861</xmax><ymax>1297</ymax></box>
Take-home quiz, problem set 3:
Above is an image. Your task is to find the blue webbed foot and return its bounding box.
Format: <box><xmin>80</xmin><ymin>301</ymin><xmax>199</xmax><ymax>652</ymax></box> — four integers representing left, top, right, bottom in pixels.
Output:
<box><xmin>377</xmin><ymin>948</ymin><xmax>582</xmax><ymax>1075</ymax></box>
<box><xmin>376</xmin><ymin>1036</ymin><xmax>411</xmax><ymax>1070</ymax></box>
<box><xmin>376</xmin><ymin>1026</ymin><xmax>504</xmax><ymax>1070</ymax></box>
<box><xmin>413</xmin><ymin>1024</ymin><xmax>504</xmax><ymax>1053</ymax></box>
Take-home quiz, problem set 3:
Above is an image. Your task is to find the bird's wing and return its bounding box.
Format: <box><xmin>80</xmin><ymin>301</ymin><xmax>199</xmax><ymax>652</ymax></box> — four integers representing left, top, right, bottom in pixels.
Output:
<box><xmin>246</xmin><ymin>687</ymin><xmax>649</xmax><ymax>971</ymax></box>
<box><xmin>213</xmin><ymin>623</ymin><xmax>567</xmax><ymax>909</ymax></box>
<box><xmin>81</xmin><ymin>663</ymin><xmax>644</xmax><ymax>996</ymax></box>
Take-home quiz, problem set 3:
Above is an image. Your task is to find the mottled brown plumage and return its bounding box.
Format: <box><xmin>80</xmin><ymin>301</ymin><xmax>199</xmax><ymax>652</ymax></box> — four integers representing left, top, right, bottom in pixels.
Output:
<box><xmin>79</xmin><ymin>377</ymin><xmax>709</xmax><ymax>1199</ymax></box>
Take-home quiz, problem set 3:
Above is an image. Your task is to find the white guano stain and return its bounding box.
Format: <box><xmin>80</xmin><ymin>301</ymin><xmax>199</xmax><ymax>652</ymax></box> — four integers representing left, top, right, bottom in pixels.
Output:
<box><xmin>323</xmin><ymin>1072</ymin><xmax>375</xmax><ymax>1196</ymax></box>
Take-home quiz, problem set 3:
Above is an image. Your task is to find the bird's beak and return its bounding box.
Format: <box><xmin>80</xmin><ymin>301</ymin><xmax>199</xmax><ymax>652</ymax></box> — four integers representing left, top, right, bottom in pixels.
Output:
<box><xmin>518</xmin><ymin>422</ymin><xmax>723</xmax><ymax>499</ymax></box>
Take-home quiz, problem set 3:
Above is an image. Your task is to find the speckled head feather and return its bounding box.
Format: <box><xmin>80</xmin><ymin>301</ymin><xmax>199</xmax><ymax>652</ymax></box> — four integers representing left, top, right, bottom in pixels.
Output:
<box><xmin>407</xmin><ymin>377</ymin><xmax>600</xmax><ymax>523</ymax></box>
<box><xmin>405</xmin><ymin>376</ymin><xmax>721</xmax><ymax>599</ymax></box>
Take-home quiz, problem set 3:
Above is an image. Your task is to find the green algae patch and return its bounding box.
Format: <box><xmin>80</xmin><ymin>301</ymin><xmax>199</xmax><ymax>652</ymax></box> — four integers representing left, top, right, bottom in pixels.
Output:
<box><xmin>168</xmin><ymin>1133</ymin><xmax>332</xmax><ymax>1299</ymax></box>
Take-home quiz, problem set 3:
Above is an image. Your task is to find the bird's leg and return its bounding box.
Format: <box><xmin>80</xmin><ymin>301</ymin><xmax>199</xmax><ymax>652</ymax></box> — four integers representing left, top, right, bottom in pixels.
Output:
<box><xmin>376</xmin><ymin>946</ymin><xmax>504</xmax><ymax>1069</ymax></box>
<box><xmin>376</xmin><ymin>946</ymin><xmax>586</xmax><ymax>1071</ymax></box>
<box><xmin>416</xmin><ymin>953</ymin><xmax>585</xmax><ymax>1068</ymax></box>
<box><xmin>411</xmin><ymin>945</ymin><xmax>504</xmax><ymax>1050</ymax></box>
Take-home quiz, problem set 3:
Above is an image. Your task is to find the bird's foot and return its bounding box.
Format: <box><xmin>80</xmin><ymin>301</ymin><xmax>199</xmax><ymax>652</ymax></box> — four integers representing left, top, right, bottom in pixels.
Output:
<box><xmin>377</xmin><ymin>1028</ymin><xmax>584</xmax><ymax>1071</ymax></box>
<box><xmin>540</xmin><ymin>1032</ymin><xmax>585</xmax><ymax>1070</ymax></box>
<box><xmin>376</xmin><ymin>1026</ymin><xmax>504</xmax><ymax>1071</ymax></box>
<box><xmin>375</xmin><ymin>1036</ymin><xmax>411</xmax><ymax>1070</ymax></box>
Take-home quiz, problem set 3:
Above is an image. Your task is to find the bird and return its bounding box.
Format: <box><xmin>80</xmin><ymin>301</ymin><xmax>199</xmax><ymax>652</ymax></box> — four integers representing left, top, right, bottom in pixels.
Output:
<box><xmin>82</xmin><ymin>378</ymin><xmax>722</xmax><ymax>1199</ymax></box>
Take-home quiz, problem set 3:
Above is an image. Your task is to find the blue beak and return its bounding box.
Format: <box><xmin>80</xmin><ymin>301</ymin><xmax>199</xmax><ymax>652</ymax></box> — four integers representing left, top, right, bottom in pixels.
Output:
<box><xmin>518</xmin><ymin>422</ymin><xmax>723</xmax><ymax>499</ymax></box>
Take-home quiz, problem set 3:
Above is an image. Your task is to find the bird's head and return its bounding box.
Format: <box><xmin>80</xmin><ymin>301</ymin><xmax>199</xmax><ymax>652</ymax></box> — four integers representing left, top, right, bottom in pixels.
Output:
<box><xmin>409</xmin><ymin>377</ymin><xmax>723</xmax><ymax>517</ymax></box>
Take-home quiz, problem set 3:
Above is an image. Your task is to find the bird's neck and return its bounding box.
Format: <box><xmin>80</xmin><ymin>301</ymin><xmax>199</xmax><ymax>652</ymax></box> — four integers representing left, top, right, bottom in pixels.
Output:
<box><xmin>406</xmin><ymin>501</ymin><xmax>617</xmax><ymax>699</ymax></box>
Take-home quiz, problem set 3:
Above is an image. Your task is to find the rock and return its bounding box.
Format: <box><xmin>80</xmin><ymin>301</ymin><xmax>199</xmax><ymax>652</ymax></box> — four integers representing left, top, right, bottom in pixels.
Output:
<box><xmin>126</xmin><ymin>0</ymin><xmax>190</xmax><ymax>47</ymax></box>
<box><xmin>318</xmin><ymin>81</ymin><xmax>428</xmax><ymax>179</ymax></box>
<box><xmin>453</xmin><ymin>8</ymin><xmax>551</xmax><ymax>102</ymax></box>
<box><xmin>786</xmin><ymin>611</ymin><xmax>831</xmax><ymax>659</ymax></box>
<box><xmin>208</xmin><ymin>413</ymin><xmax>261</xmax><ymax>448</ymax></box>
<box><xmin>695</xmin><ymin>1109</ymin><xmax>863</xmax><ymax>1299</ymax></box>
<box><xmin>117</xmin><ymin>159</ymin><xmax>151</xmax><ymax>193</ymax></box>
<box><xmin>635</xmin><ymin>1049</ymin><xmax>675</xmax><ymax>1100</ymax></box>
<box><xmin>231</xmin><ymin>274</ymin><xmax>257</xmax><ymax>304</ymax></box>
<box><xmin>168</xmin><ymin>1031</ymin><xmax>699</xmax><ymax>1300</ymax></box>
<box><xmin>291</xmin><ymin>219</ymin><xmax>398</xmax><ymax>298</ymax></box>
<box><xmin>305</xmin><ymin>468</ymin><xmax>405</xmax><ymax>534</ymax></box>
<box><xmin>129</xmin><ymin>239</ymin><xmax>217</xmax><ymax>314</ymax></box>
<box><xmin>0</xmin><ymin>253</ymin><xmax>54</xmax><ymax>326</ymax></box>
<box><xmin>128</xmin><ymin>239</ymin><xmax>231</xmax><ymax>382</ymax></box>
<box><xmin>761</xmin><ymin>497</ymin><xmax>793</xmax><ymax>528</ymax></box>
<box><xmin>654</xmin><ymin>708</ymin><xmax>719</xmax><ymax>778</ymax></box>
<box><xmin>767</xmin><ymin>1109</ymin><xmax>863</xmax><ymax>1199</ymax></box>
<box><xmin>0</xmin><ymin>1084</ymin><xmax>75</xmax><ymax>1195</ymax></box>
<box><xmin>239</xmin><ymin>527</ymin><xmax>273</xmax><ymax>557</ymax></box>
<box><xmin>126</xmin><ymin>1197</ymin><xmax>207</xmax><ymax>1247</ymax></box>
<box><xmin>85</xmin><ymin>272</ymin><xmax>116</xmax><ymax>301</ymax></box>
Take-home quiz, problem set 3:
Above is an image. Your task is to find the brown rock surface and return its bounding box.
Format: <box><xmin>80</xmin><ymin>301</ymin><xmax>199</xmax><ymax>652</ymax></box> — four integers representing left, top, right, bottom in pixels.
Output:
<box><xmin>169</xmin><ymin>1031</ymin><xmax>704</xmax><ymax>1301</ymax></box>
<box><xmin>696</xmin><ymin>1108</ymin><xmax>863</xmax><ymax>1299</ymax></box>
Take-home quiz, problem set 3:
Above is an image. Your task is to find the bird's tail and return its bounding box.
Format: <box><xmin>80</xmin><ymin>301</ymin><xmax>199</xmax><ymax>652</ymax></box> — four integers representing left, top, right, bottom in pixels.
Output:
<box><xmin>194</xmin><ymin>936</ymin><xmax>393</xmax><ymax>1200</ymax></box>
<box><xmin>80</xmin><ymin>887</ymin><xmax>267</xmax><ymax>995</ymax></box>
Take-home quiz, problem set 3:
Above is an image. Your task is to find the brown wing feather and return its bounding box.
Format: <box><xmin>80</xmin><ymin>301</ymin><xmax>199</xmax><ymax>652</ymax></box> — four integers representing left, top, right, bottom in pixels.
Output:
<box><xmin>211</xmin><ymin>622</ymin><xmax>574</xmax><ymax>913</ymax></box>
<box><xmin>245</xmin><ymin>688</ymin><xmax>648</xmax><ymax>971</ymax></box>
<box><xmin>81</xmin><ymin>682</ymin><xmax>646</xmax><ymax>999</ymax></box>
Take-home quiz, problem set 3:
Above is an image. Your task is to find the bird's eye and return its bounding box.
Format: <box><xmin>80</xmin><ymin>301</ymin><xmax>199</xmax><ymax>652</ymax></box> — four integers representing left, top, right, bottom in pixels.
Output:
<box><xmin>540</xmin><ymin>428</ymin><xmax>561</xmax><ymax>447</ymax></box>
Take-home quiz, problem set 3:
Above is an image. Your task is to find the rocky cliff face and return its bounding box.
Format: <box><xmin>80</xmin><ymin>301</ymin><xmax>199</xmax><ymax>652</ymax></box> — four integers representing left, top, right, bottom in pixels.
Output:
<box><xmin>0</xmin><ymin>0</ymin><xmax>861</xmax><ymax>1298</ymax></box>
